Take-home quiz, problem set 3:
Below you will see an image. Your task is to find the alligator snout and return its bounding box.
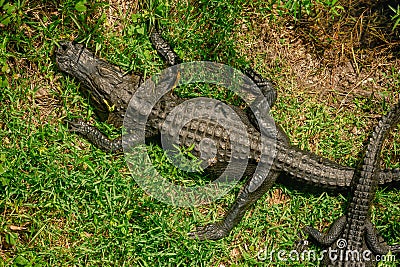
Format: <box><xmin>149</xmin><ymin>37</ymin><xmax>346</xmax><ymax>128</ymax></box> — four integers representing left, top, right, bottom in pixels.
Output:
<box><xmin>57</xmin><ymin>42</ymin><xmax>70</xmax><ymax>53</ymax></box>
<box><xmin>55</xmin><ymin>41</ymin><xmax>73</xmax><ymax>56</ymax></box>
<box><xmin>55</xmin><ymin>41</ymin><xmax>88</xmax><ymax>73</ymax></box>
<box><xmin>55</xmin><ymin>41</ymin><xmax>74</xmax><ymax>69</ymax></box>
<box><xmin>55</xmin><ymin>41</ymin><xmax>85</xmax><ymax>61</ymax></box>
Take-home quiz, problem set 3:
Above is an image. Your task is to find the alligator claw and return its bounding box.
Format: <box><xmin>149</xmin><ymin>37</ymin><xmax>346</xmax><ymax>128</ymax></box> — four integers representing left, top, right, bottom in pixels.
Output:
<box><xmin>295</xmin><ymin>231</ymin><xmax>310</xmax><ymax>253</ymax></box>
<box><xmin>188</xmin><ymin>223</ymin><xmax>229</xmax><ymax>241</ymax></box>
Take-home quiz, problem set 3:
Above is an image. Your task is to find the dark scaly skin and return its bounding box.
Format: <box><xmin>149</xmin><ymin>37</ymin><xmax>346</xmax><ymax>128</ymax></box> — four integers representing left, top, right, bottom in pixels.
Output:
<box><xmin>55</xmin><ymin>30</ymin><xmax>400</xmax><ymax>240</ymax></box>
<box><xmin>303</xmin><ymin>101</ymin><xmax>400</xmax><ymax>266</ymax></box>
<box><xmin>150</xmin><ymin>29</ymin><xmax>182</xmax><ymax>66</ymax></box>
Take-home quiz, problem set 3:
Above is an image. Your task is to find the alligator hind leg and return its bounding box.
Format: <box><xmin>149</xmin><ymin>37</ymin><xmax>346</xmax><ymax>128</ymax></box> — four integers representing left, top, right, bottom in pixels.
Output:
<box><xmin>303</xmin><ymin>215</ymin><xmax>346</xmax><ymax>246</ymax></box>
<box><xmin>243</xmin><ymin>68</ymin><xmax>277</xmax><ymax>108</ymax></box>
<box><xmin>68</xmin><ymin>120</ymin><xmax>123</xmax><ymax>153</ymax></box>
<box><xmin>365</xmin><ymin>220</ymin><xmax>400</xmax><ymax>255</ymax></box>
<box><xmin>242</xmin><ymin>68</ymin><xmax>277</xmax><ymax>132</ymax></box>
<box><xmin>188</xmin><ymin>168</ymin><xmax>280</xmax><ymax>240</ymax></box>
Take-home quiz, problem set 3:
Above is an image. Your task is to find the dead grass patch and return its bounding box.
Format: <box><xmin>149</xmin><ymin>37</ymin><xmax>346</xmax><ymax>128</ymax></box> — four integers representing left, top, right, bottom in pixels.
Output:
<box><xmin>104</xmin><ymin>0</ymin><xmax>139</xmax><ymax>33</ymax></box>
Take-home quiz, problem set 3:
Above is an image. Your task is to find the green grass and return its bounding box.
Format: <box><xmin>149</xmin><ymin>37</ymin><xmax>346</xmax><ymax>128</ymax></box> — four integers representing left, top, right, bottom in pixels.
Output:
<box><xmin>0</xmin><ymin>0</ymin><xmax>399</xmax><ymax>266</ymax></box>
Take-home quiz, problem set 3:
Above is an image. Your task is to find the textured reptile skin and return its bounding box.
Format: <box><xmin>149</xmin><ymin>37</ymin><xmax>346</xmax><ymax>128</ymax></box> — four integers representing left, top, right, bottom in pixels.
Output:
<box><xmin>303</xmin><ymin>101</ymin><xmax>400</xmax><ymax>266</ymax></box>
<box><xmin>55</xmin><ymin>30</ymin><xmax>399</xmax><ymax>240</ymax></box>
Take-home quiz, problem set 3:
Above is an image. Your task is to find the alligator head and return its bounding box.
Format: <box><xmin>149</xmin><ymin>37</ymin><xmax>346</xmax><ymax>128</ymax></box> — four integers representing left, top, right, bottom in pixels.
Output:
<box><xmin>55</xmin><ymin>41</ymin><xmax>141</xmax><ymax>125</ymax></box>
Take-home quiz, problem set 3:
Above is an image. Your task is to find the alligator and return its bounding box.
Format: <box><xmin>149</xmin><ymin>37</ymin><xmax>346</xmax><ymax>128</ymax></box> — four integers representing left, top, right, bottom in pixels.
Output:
<box><xmin>55</xmin><ymin>30</ymin><xmax>400</xmax><ymax>240</ymax></box>
<box><xmin>302</xmin><ymin>100</ymin><xmax>400</xmax><ymax>266</ymax></box>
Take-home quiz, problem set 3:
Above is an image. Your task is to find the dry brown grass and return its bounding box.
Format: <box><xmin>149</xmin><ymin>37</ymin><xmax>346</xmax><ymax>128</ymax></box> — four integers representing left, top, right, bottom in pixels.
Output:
<box><xmin>237</xmin><ymin>7</ymin><xmax>400</xmax><ymax>107</ymax></box>
<box><xmin>105</xmin><ymin>0</ymin><xmax>139</xmax><ymax>33</ymax></box>
<box><xmin>233</xmin><ymin>2</ymin><xmax>400</xmax><ymax>166</ymax></box>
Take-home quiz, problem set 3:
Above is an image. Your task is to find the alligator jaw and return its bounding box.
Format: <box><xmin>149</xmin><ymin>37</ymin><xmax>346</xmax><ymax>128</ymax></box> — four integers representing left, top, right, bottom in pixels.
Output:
<box><xmin>56</xmin><ymin>41</ymin><xmax>141</xmax><ymax>125</ymax></box>
<box><xmin>56</xmin><ymin>41</ymin><xmax>93</xmax><ymax>85</ymax></box>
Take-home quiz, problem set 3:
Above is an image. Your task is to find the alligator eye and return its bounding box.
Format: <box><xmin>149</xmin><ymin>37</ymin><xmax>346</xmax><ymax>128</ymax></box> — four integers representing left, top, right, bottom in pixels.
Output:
<box><xmin>61</xmin><ymin>43</ymin><xmax>68</xmax><ymax>51</ymax></box>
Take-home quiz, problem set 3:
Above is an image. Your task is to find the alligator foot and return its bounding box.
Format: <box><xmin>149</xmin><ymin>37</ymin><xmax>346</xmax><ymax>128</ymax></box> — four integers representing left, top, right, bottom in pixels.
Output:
<box><xmin>243</xmin><ymin>67</ymin><xmax>277</xmax><ymax>108</ymax></box>
<box><xmin>67</xmin><ymin>119</ymin><xmax>123</xmax><ymax>153</ymax></box>
<box><xmin>365</xmin><ymin>220</ymin><xmax>400</xmax><ymax>255</ymax></box>
<box><xmin>189</xmin><ymin>170</ymin><xmax>281</xmax><ymax>240</ymax></box>
<box><xmin>188</xmin><ymin>222</ymin><xmax>230</xmax><ymax>241</ymax></box>
<box><xmin>150</xmin><ymin>28</ymin><xmax>182</xmax><ymax>66</ymax></box>
<box><xmin>303</xmin><ymin>215</ymin><xmax>346</xmax><ymax>246</ymax></box>
<box><xmin>295</xmin><ymin>231</ymin><xmax>311</xmax><ymax>253</ymax></box>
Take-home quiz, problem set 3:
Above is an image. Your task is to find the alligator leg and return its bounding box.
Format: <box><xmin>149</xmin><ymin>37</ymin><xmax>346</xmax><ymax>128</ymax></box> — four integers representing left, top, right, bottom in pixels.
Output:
<box><xmin>303</xmin><ymin>215</ymin><xmax>346</xmax><ymax>246</ymax></box>
<box><xmin>365</xmin><ymin>220</ymin><xmax>400</xmax><ymax>254</ymax></box>
<box><xmin>150</xmin><ymin>28</ymin><xmax>182</xmax><ymax>66</ymax></box>
<box><xmin>188</xmin><ymin>168</ymin><xmax>281</xmax><ymax>240</ymax></box>
<box><xmin>188</xmin><ymin>114</ymin><xmax>282</xmax><ymax>241</ymax></box>
<box><xmin>68</xmin><ymin>120</ymin><xmax>123</xmax><ymax>153</ymax></box>
<box><xmin>150</xmin><ymin>29</ymin><xmax>277</xmax><ymax>109</ymax></box>
<box><xmin>243</xmin><ymin>68</ymin><xmax>277</xmax><ymax>109</ymax></box>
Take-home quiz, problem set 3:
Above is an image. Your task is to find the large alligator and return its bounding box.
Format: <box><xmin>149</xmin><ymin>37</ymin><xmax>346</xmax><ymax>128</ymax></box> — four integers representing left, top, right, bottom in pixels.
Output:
<box><xmin>303</xmin><ymin>100</ymin><xmax>400</xmax><ymax>266</ymax></box>
<box><xmin>55</xmin><ymin>30</ymin><xmax>400</xmax><ymax>240</ymax></box>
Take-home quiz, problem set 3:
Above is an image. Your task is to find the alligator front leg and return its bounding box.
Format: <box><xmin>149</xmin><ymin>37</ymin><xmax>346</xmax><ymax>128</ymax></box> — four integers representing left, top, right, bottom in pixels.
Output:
<box><xmin>188</xmin><ymin>168</ymin><xmax>281</xmax><ymax>240</ymax></box>
<box><xmin>68</xmin><ymin>120</ymin><xmax>123</xmax><ymax>153</ymax></box>
<box><xmin>150</xmin><ymin>28</ymin><xmax>182</xmax><ymax>66</ymax></box>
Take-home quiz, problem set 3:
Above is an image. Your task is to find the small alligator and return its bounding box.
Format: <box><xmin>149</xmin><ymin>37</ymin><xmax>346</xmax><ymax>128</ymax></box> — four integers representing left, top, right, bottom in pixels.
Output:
<box><xmin>303</xmin><ymin>100</ymin><xmax>400</xmax><ymax>266</ymax></box>
<box><xmin>55</xmin><ymin>30</ymin><xmax>400</xmax><ymax>240</ymax></box>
